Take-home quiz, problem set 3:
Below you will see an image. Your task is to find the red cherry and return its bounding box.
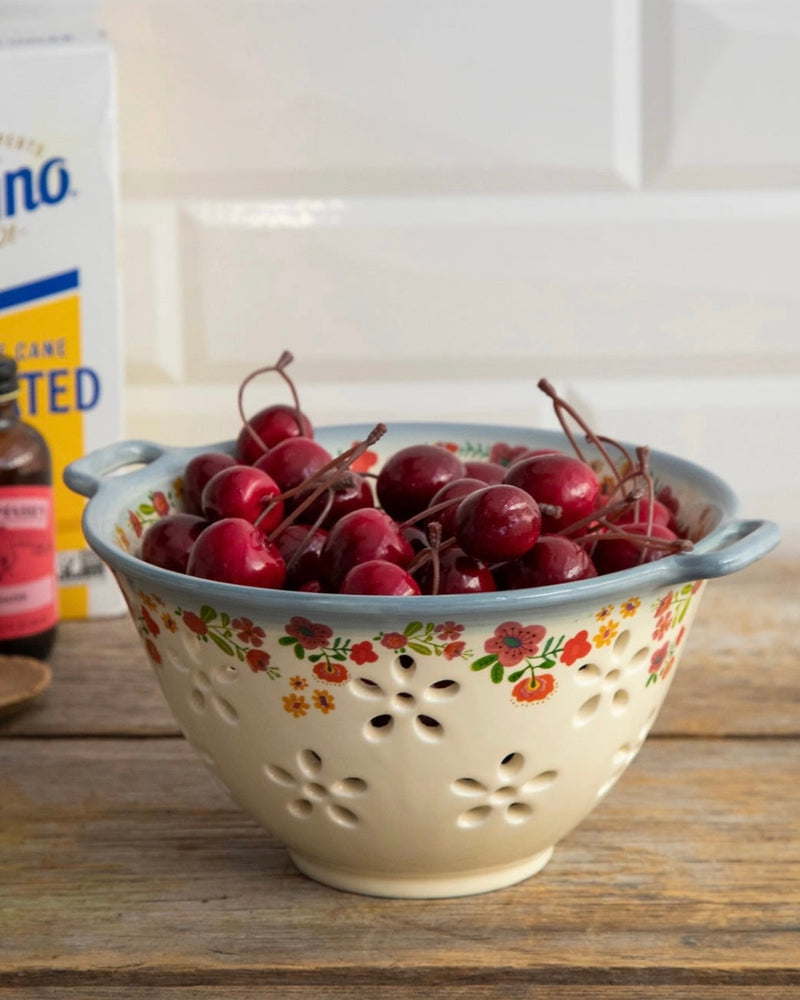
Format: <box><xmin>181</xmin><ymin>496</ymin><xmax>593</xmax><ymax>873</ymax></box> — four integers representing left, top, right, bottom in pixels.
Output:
<box><xmin>416</xmin><ymin>546</ymin><xmax>497</xmax><ymax>595</ymax></box>
<box><xmin>254</xmin><ymin>436</ymin><xmax>332</xmax><ymax>493</ymax></box>
<box><xmin>591</xmin><ymin>522</ymin><xmax>679</xmax><ymax>575</ymax></box>
<box><xmin>141</xmin><ymin>513</ymin><xmax>208</xmax><ymax>574</ymax></box>
<box><xmin>504</xmin><ymin>452</ymin><xmax>600</xmax><ymax>532</ymax></box>
<box><xmin>200</xmin><ymin>465</ymin><xmax>284</xmax><ymax>533</ymax></box>
<box><xmin>183</xmin><ymin>451</ymin><xmax>237</xmax><ymax>515</ymax></box>
<box><xmin>292</xmin><ymin>470</ymin><xmax>374</xmax><ymax>529</ymax></box>
<box><xmin>319</xmin><ymin>508</ymin><xmax>414</xmax><ymax>591</ymax></box>
<box><xmin>376</xmin><ymin>444</ymin><xmax>466</xmax><ymax>521</ymax></box>
<box><xmin>611</xmin><ymin>497</ymin><xmax>677</xmax><ymax>533</ymax></box>
<box><xmin>235</xmin><ymin>404</ymin><xmax>314</xmax><ymax>464</ymax></box>
<box><xmin>339</xmin><ymin>560</ymin><xmax>421</xmax><ymax>596</ymax></box>
<box><xmin>463</xmin><ymin>460</ymin><xmax>506</xmax><ymax>485</ymax></box>
<box><xmin>186</xmin><ymin>517</ymin><xmax>287</xmax><ymax>588</ymax></box>
<box><xmin>425</xmin><ymin>477</ymin><xmax>487</xmax><ymax>539</ymax></box>
<box><xmin>454</xmin><ymin>484</ymin><xmax>542</xmax><ymax>562</ymax></box>
<box><xmin>271</xmin><ymin>523</ymin><xmax>328</xmax><ymax>591</ymax></box>
<box><xmin>488</xmin><ymin>442</ymin><xmax>535</xmax><ymax>467</ymax></box>
<box><xmin>401</xmin><ymin>524</ymin><xmax>430</xmax><ymax>554</ymax></box>
<box><xmin>498</xmin><ymin>534</ymin><xmax>597</xmax><ymax>589</ymax></box>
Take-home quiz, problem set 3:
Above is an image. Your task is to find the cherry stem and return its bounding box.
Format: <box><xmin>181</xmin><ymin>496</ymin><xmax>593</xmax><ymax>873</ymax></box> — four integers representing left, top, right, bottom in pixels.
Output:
<box><xmin>575</xmin><ymin>522</ymin><xmax>694</xmax><ymax>554</ymax></box>
<box><xmin>402</xmin><ymin>494</ymin><xmax>562</xmax><ymax>530</ymax></box>
<box><xmin>635</xmin><ymin>445</ymin><xmax>655</xmax><ymax>556</ymax></box>
<box><xmin>422</xmin><ymin>522</ymin><xmax>443</xmax><ymax>596</ymax></box>
<box><xmin>264</xmin><ymin>424</ymin><xmax>387</xmax><ymax>541</ymax></box>
<box><xmin>237</xmin><ymin>350</ymin><xmax>306</xmax><ymax>458</ymax></box>
<box><xmin>537</xmin><ymin>378</ymin><xmax>625</xmax><ymax>491</ymax></box>
<box><xmin>557</xmin><ymin>488</ymin><xmax>645</xmax><ymax>538</ymax></box>
<box><xmin>272</xmin><ymin>425</ymin><xmax>387</xmax><ymax>509</ymax></box>
<box><xmin>596</xmin><ymin>434</ymin><xmax>635</xmax><ymax>480</ymax></box>
<box><xmin>401</xmin><ymin>496</ymin><xmax>463</xmax><ymax>529</ymax></box>
<box><xmin>282</xmin><ymin>493</ymin><xmax>333</xmax><ymax>578</ymax></box>
<box><xmin>407</xmin><ymin>524</ymin><xmax>456</xmax><ymax>593</ymax></box>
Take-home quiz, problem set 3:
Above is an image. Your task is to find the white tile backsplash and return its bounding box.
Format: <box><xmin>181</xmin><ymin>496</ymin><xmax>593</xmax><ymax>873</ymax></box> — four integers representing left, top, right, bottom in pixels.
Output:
<box><xmin>99</xmin><ymin>0</ymin><xmax>627</xmax><ymax>195</ymax></box>
<box><xmin>643</xmin><ymin>0</ymin><xmax>800</xmax><ymax>187</ymax></box>
<box><xmin>173</xmin><ymin>191</ymin><xmax>799</xmax><ymax>386</ymax></box>
<box><xmin>89</xmin><ymin>0</ymin><xmax>800</xmax><ymax>552</ymax></box>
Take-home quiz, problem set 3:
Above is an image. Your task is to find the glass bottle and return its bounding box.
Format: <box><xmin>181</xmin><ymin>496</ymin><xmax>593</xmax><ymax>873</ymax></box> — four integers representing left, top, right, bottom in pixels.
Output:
<box><xmin>0</xmin><ymin>354</ymin><xmax>58</xmax><ymax>659</ymax></box>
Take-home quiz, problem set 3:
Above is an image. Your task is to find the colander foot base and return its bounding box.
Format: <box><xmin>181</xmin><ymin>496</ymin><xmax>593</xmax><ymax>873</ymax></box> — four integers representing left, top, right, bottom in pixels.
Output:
<box><xmin>288</xmin><ymin>844</ymin><xmax>555</xmax><ymax>899</ymax></box>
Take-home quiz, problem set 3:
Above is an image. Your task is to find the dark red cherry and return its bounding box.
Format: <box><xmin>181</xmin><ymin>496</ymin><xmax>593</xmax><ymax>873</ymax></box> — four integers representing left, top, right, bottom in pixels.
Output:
<box><xmin>489</xmin><ymin>442</ymin><xmax>535</xmax><ymax>467</ymax></box>
<box><xmin>611</xmin><ymin>497</ymin><xmax>677</xmax><ymax>533</ymax></box>
<box><xmin>376</xmin><ymin>444</ymin><xmax>466</xmax><ymax>521</ymax></box>
<box><xmin>401</xmin><ymin>524</ymin><xmax>430</xmax><ymax>555</ymax></box>
<box><xmin>272</xmin><ymin>523</ymin><xmax>328</xmax><ymax>591</ymax></box>
<box><xmin>425</xmin><ymin>477</ymin><xmax>487</xmax><ymax>539</ymax></box>
<box><xmin>186</xmin><ymin>517</ymin><xmax>286</xmax><ymax>588</ymax></box>
<box><xmin>416</xmin><ymin>546</ymin><xmax>497</xmax><ymax>595</ymax></box>
<box><xmin>463</xmin><ymin>460</ymin><xmax>506</xmax><ymax>485</ymax></box>
<box><xmin>183</xmin><ymin>451</ymin><xmax>237</xmax><ymax>515</ymax></box>
<box><xmin>591</xmin><ymin>522</ymin><xmax>679</xmax><ymax>576</ymax></box>
<box><xmin>340</xmin><ymin>560</ymin><xmax>421</xmax><ymax>596</ymax></box>
<box><xmin>254</xmin><ymin>436</ymin><xmax>332</xmax><ymax>493</ymax></box>
<box><xmin>141</xmin><ymin>513</ymin><xmax>208</xmax><ymax>574</ymax></box>
<box><xmin>319</xmin><ymin>508</ymin><xmax>414</xmax><ymax>591</ymax></box>
<box><xmin>200</xmin><ymin>464</ymin><xmax>284</xmax><ymax>533</ymax></box>
<box><xmin>454</xmin><ymin>484</ymin><xmax>542</xmax><ymax>562</ymax></box>
<box><xmin>235</xmin><ymin>404</ymin><xmax>313</xmax><ymax>464</ymax></box>
<box><xmin>504</xmin><ymin>452</ymin><xmax>600</xmax><ymax>532</ymax></box>
<box><xmin>498</xmin><ymin>534</ymin><xmax>597</xmax><ymax>589</ymax></box>
<box><xmin>292</xmin><ymin>470</ymin><xmax>374</xmax><ymax>529</ymax></box>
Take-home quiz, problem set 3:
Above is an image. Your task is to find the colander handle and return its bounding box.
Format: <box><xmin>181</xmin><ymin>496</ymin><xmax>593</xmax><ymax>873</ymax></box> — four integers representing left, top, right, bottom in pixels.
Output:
<box><xmin>667</xmin><ymin>518</ymin><xmax>781</xmax><ymax>582</ymax></box>
<box><xmin>63</xmin><ymin>440</ymin><xmax>168</xmax><ymax>498</ymax></box>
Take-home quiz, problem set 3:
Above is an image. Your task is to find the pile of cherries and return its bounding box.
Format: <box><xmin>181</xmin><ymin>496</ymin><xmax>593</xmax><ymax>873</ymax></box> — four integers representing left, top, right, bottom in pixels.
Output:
<box><xmin>140</xmin><ymin>352</ymin><xmax>693</xmax><ymax>596</ymax></box>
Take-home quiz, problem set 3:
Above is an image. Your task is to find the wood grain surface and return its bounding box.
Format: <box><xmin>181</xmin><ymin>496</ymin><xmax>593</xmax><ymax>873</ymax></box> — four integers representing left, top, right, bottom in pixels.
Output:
<box><xmin>1</xmin><ymin>553</ymin><xmax>798</xmax><ymax>995</ymax></box>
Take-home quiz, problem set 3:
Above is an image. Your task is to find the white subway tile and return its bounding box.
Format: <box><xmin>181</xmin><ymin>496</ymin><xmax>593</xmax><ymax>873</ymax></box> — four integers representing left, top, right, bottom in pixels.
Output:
<box><xmin>177</xmin><ymin>191</ymin><xmax>800</xmax><ymax>386</ymax></box>
<box><xmin>98</xmin><ymin>0</ymin><xmax>625</xmax><ymax>194</ymax></box>
<box><xmin>643</xmin><ymin>0</ymin><xmax>800</xmax><ymax>187</ymax></box>
<box><xmin>119</xmin><ymin>201</ymin><xmax>183</xmax><ymax>383</ymax></box>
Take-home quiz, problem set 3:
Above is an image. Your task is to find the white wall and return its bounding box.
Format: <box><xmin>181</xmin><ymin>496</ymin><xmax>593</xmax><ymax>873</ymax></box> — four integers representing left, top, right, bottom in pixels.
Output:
<box><xmin>12</xmin><ymin>1</ymin><xmax>800</xmax><ymax>550</ymax></box>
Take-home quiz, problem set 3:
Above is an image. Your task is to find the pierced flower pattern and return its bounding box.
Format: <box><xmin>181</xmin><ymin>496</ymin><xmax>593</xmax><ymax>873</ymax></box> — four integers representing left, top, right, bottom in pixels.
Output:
<box><xmin>127</xmin><ymin>573</ymin><xmax>705</xmax><ymax>718</ymax></box>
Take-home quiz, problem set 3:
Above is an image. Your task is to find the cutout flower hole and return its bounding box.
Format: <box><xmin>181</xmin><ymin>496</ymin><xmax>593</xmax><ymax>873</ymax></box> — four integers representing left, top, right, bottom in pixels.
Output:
<box><xmin>613</xmin><ymin>629</ymin><xmax>631</xmax><ymax>658</ymax></box>
<box><xmin>264</xmin><ymin>764</ymin><xmax>294</xmax><ymax>786</ymax></box>
<box><xmin>458</xmin><ymin>805</ymin><xmax>491</xmax><ymax>829</ymax></box>
<box><xmin>426</xmin><ymin>679</ymin><xmax>460</xmax><ymax>701</ymax></box>
<box><xmin>499</xmin><ymin>752</ymin><xmax>525</xmax><ymax>778</ymax></box>
<box><xmin>328</xmin><ymin>804</ymin><xmax>359</xmax><ymax>828</ymax></box>
<box><xmin>365</xmin><ymin>714</ymin><xmax>395</xmax><ymax>741</ymax></box>
<box><xmin>452</xmin><ymin>778</ymin><xmax>486</xmax><ymax>797</ymax></box>
<box><xmin>351</xmin><ymin>677</ymin><xmax>384</xmax><ymax>700</ymax></box>
<box><xmin>298</xmin><ymin>749</ymin><xmax>322</xmax><ymax>776</ymax></box>
<box><xmin>522</xmin><ymin>770</ymin><xmax>558</xmax><ymax>794</ymax></box>
<box><xmin>506</xmin><ymin>802</ymin><xmax>533</xmax><ymax>825</ymax></box>
<box><xmin>575</xmin><ymin>694</ymin><xmax>602</xmax><ymax>726</ymax></box>
<box><xmin>414</xmin><ymin>714</ymin><xmax>444</xmax><ymax>741</ymax></box>
<box><xmin>626</xmin><ymin>647</ymin><xmax>651</xmax><ymax>674</ymax></box>
<box><xmin>575</xmin><ymin>663</ymin><xmax>602</xmax><ymax>685</ymax></box>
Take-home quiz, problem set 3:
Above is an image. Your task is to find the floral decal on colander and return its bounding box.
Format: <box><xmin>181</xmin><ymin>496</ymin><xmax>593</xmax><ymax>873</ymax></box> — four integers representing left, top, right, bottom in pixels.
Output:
<box><xmin>129</xmin><ymin>579</ymin><xmax>704</xmax><ymax>718</ymax></box>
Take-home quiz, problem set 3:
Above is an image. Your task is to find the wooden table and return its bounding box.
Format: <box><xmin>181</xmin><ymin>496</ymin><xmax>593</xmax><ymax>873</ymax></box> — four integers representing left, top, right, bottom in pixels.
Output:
<box><xmin>2</xmin><ymin>554</ymin><xmax>798</xmax><ymax>997</ymax></box>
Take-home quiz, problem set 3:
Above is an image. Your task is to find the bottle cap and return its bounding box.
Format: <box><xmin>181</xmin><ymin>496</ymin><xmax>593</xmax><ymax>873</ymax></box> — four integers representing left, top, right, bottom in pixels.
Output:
<box><xmin>0</xmin><ymin>354</ymin><xmax>20</xmax><ymax>401</ymax></box>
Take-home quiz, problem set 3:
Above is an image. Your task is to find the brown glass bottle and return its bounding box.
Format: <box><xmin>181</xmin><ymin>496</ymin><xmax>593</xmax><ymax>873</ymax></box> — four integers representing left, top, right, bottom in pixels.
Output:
<box><xmin>0</xmin><ymin>355</ymin><xmax>58</xmax><ymax>659</ymax></box>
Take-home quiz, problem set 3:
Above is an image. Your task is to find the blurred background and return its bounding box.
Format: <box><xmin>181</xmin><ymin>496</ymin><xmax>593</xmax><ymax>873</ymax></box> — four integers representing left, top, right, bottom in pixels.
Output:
<box><xmin>5</xmin><ymin>0</ymin><xmax>800</xmax><ymax>551</ymax></box>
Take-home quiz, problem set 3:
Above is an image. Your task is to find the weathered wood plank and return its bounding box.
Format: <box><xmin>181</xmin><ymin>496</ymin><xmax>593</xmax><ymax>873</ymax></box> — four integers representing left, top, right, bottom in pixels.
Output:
<box><xmin>1</xmin><ymin>736</ymin><xmax>798</xmax><ymax>986</ymax></box>
<box><xmin>1</xmin><ymin>554</ymin><xmax>797</xmax><ymax>740</ymax></box>
<box><xmin>1</xmin><ymin>991</ymin><xmax>799</xmax><ymax>999</ymax></box>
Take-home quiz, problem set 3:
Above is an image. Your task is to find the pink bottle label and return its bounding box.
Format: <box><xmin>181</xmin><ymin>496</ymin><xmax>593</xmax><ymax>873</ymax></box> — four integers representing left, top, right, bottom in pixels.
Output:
<box><xmin>0</xmin><ymin>485</ymin><xmax>58</xmax><ymax>639</ymax></box>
